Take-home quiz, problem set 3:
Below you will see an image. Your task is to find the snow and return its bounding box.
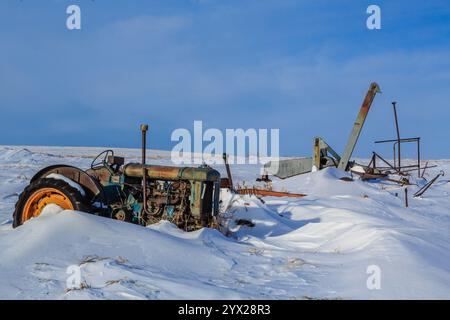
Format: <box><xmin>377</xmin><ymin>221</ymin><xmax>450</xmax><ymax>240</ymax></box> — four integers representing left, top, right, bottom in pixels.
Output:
<box><xmin>0</xmin><ymin>146</ymin><xmax>449</xmax><ymax>299</ymax></box>
<box><xmin>350</xmin><ymin>165</ymin><xmax>366</xmax><ymax>174</ymax></box>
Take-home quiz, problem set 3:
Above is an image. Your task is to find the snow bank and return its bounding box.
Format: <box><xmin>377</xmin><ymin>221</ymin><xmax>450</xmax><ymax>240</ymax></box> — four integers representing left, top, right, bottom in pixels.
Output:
<box><xmin>0</xmin><ymin>146</ymin><xmax>450</xmax><ymax>299</ymax></box>
<box><xmin>0</xmin><ymin>210</ymin><xmax>242</xmax><ymax>299</ymax></box>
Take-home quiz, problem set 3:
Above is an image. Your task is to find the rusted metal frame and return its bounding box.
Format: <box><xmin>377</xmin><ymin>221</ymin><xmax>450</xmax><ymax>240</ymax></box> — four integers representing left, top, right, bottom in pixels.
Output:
<box><xmin>375</xmin><ymin>137</ymin><xmax>421</xmax><ymax>176</ymax></box>
<box><xmin>393</xmin><ymin>139</ymin><xmax>421</xmax><ymax>176</ymax></box>
<box><xmin>338</xmin><ymin>82</ymin><xmax>381</xmax><ymax>171</ymax></box>
<box><xmin>372</xmin><ymin>151</ymin><xmax>396</xmax><ymax>171</ymax></box>
<box><xmin>358</xmin><ymin>173</ymin><xmax>410</xmax><ymax>185</ymax></box>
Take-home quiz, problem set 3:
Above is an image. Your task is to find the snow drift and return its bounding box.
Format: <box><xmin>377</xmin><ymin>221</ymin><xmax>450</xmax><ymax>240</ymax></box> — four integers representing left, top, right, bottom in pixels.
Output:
<box><xmin>0</xmin><ymin>146</ymin><xmax>450</xmax><ymax>299</ymax></box>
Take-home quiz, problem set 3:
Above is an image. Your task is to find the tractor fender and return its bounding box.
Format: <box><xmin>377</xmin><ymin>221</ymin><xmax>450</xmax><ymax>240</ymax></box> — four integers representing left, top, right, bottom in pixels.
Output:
<box><xmin>30</xmin><ymin>165</ymin><xmax>103</xmax><ymax>201</ymax></box>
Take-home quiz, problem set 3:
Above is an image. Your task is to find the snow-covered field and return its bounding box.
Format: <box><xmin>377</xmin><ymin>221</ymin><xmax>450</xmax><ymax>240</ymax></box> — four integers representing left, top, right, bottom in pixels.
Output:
<box><xmin>0</xmin><ymin>145</ymin><xmax>449</xmax><ymax>299</ymax></box>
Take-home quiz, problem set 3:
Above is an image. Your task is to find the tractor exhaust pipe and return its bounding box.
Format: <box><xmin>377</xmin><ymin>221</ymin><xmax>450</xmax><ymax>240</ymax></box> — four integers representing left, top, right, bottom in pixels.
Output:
<box><xmin>140</xmin><ymin>124</ymin><xmax>149</xmax><ymax>220</ymax></box>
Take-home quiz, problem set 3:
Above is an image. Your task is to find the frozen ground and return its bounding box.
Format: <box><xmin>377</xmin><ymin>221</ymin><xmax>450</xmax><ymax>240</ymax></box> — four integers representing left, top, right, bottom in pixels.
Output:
<box><xmin>0</xmin><ymin>145</ymin><xmax>449</xmax><ymax>299</ymax></box>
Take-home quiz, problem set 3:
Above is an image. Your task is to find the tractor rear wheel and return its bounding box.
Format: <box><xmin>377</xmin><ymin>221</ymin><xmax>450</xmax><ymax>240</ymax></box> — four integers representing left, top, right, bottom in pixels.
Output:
<box><xmin>13</xmin><ymin>178</ymin><xmax>90</xmax><ymax>228</ymax></box>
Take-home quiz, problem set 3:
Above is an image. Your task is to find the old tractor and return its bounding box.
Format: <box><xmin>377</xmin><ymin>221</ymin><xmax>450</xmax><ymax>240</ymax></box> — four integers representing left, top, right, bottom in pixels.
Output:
<box><xmin>13</xmin><ymin>125</ymin><xmax>221</xmax><ymax>231</ymax></box>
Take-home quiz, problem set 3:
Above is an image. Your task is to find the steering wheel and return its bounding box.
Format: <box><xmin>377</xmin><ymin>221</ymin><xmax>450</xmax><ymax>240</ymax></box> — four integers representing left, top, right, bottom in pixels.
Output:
<box><xmin>91</xmin><ymin>150</ymin><xmax>114</xmax><ymax>170</ymax></box>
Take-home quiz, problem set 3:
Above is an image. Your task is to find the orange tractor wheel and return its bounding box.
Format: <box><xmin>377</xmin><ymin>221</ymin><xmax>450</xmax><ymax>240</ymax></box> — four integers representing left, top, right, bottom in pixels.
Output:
<box><xmin>13</xmin><ymin>178</ymin><xmax>90</xmax><ymax>228</ymax></box>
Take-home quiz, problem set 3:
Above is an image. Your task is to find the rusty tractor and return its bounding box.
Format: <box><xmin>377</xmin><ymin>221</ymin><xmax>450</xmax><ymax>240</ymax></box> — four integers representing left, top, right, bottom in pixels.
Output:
<box><xmin>13</xmin><ymin>125</ymin><xmax>221</xmax><ymax>231</ymax></box>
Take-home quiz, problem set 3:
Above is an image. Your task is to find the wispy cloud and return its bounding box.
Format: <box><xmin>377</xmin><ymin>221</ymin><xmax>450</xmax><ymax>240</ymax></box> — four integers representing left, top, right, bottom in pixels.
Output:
<box><xmin>0</xmin><ymin>1</ymin><xmax>449</xmax><ymax>157</ymax></box>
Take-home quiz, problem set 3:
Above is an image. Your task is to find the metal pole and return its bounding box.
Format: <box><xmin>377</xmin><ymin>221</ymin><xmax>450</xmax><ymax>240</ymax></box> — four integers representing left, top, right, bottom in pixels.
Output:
<box><xmin>141</xmin><ymin>124</ymin><xmax>149</xmax><ymax>218</ymax></box>
<box><xmin>417</xmin><ymin>137</ymin><xmax>421</xmax><ymax>178</ymax></box>
<box><xmin>373</xmin><ymin>153</ymin><xmax>376</xmax><ymax>169</ymax></box>
<box><xmin>392</xmin><ymin>102</ymin><xmax>401</xmax><ymax>171</ymax></box>
<box><xmin>368</xmin><ymin>152</ymin><xmax>377</xmax><ymax>169</ymax></box>
<box><xmin>405</xmin><ymin>188</ymin><xmax>408</xmax><ymax>207</ymax></box>
<box><xmin>222</xmin><ymin>153</ymin><xmax>234</xmax><ymax>192</ymax></box>
<box><xmin>393</xmin><ymin>143</ymin><xmax>397</xmax><ymax>171</ymax></box>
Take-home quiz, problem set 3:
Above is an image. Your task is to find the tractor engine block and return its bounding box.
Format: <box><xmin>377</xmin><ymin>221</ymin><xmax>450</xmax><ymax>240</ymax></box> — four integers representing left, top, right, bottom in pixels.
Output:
<box><xmin>145</xmin><ymin>180</ymin><xmax>190</xmax><ymax>225</ymax></box>
<box><xmin>88</xmin><ymin>162</ymin><xmax>221</xmax><ymax>231</ymax></box>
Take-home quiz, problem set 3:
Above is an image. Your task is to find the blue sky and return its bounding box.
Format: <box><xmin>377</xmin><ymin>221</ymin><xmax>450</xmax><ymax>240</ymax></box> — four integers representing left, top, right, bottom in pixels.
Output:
<box><xmin>1</xmin><ymin>0</ymin><xmax>449</xmax><ymax>158</ymax></box>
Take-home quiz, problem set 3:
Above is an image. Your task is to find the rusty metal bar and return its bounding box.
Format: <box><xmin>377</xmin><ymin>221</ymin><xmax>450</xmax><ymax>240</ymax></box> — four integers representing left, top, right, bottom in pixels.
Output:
<box><xmin>222</xmin><ymin>153</ymin><xmax>234</xmax><ymax>192</ymax></box>
<box><xmin>394</xmin><ymin>164</ymin><xmax>422</xmax><ymax>169</ymax></box>
<box><xmin>405</xmin><ymin>188</ymin><xmax>408</xmax><ymax>207</ymax></box>
<box><xmin>236</xmin><ymin>188</ymin><xmax>307</xmax><ymax>198</ymax></box>
<box><xmin>338</xmin><ymin>82</ymin><xmax>381</xmax><ymax>171</ymax></box>
<box><xmin>399</xmin><ymin>165</ymin><xmax>437</xmax><ymax>173</ymax></box>
<box><xmin>421</xmin><ymin>161</ymin><xmax>429</xmax><ymax>178</ymax></box>
<box><xmin>417</xmin><ymin>137</ymin><xmax>421</xmax><ymax>177</ymax></box>
<box><xmin>414</xmin><ymin>171</ymin><xmax>444</xmax><ymax>197</ymax></box>
<box><xmin>141</xmin><ymin>124</ymin><xmax>149</xmax><ymax>218</ymax></box>
<box><xmin>375</xmin><ymin>137</ymin><xmax>420</xmax><ymax>144</ymax></box>
<box><xmin>392</xmin><ymin>102</ymin><xmax>401</xmax><ymax>170</ymax></box>
<box><xmin>393</xmin><ymin>142</ymin><xmax>397</xmax><ymax>171</ymax></box>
